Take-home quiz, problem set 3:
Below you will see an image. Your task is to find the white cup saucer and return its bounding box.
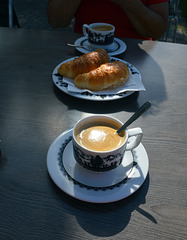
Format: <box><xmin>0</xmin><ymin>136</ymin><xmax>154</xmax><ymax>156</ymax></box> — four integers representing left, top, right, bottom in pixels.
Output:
<box><xmin>74</xmin><ymin>36</ymin><xmax>127</xmax><ymax>56</ymax></box>
<box><xmin>47</xmin><ymin>128</ymin><xmax>149</xmax><ymax>203</ymax></box>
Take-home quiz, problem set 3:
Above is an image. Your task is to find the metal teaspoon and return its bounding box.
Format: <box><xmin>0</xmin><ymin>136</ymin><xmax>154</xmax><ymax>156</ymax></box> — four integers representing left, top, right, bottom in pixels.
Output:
<box><xmin>117</xmin><ymin>101</ymin><xmax>152</xmax><ymax>134</ymax></box>
<box><xmin>67</xmin><ymin>43</ymin><xmax>90</xmax><ymax>50</ymax></box>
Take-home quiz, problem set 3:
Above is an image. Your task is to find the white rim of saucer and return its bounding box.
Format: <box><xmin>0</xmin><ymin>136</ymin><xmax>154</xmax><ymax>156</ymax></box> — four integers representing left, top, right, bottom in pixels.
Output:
<box><xmin>47</xmin><ymin>128</ymin><xmax>149</xmax><ymax>203</ymax></box>
<box><xmin>74</xmin><ymin>37</ymin><xmax>127</xmax><ymax>56</ymax></box>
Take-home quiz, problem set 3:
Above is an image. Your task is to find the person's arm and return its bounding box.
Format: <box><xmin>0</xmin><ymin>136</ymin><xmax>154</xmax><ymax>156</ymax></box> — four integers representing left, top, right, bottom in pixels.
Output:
<box><xmin>47</xmin><ymin>0</ymin><xmax>81</xmax><ymax>28</ymax></box>
<box><xmin>111</xmin><ymin>0</ymin><xmax>168</xmax><ymax>39</ymax></box>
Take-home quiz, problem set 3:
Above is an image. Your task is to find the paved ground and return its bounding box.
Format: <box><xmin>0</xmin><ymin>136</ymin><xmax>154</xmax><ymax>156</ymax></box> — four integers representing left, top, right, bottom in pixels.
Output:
<box><xmin>13</xmin><ymin>0</ymin><xmax>187</xmax><ymax>44</ymax></box>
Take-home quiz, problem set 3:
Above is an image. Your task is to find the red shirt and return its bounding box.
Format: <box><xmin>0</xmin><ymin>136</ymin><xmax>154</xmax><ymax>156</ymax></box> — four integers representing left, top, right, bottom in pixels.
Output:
<box><xmin>74</xmin><ymin>0</ymin><xmax>168</xmax><ymax>39</ymax></box>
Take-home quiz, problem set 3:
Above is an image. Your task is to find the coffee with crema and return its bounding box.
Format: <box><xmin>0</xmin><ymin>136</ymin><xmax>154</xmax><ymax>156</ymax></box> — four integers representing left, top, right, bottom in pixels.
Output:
<box><xmin>75</xmin><ymin>124</ymin><xmax>125</xmax><ymax>152</ymax></box>
<box><xmin>92</xmin><ymin>25</ymin><xmax>114</xmax><ymax>31</ymax></box>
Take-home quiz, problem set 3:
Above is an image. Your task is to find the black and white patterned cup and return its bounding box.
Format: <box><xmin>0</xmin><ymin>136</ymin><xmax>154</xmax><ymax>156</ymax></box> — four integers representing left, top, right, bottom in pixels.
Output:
<box><xmin>82</xmin><ymin>23</ymin><xmax>115</xmax><ymax>50</ymax></box>
<box><xmin>73</xmin><ymin>115</ymin><xmax>143</xmax><ymax>172</ymax></box>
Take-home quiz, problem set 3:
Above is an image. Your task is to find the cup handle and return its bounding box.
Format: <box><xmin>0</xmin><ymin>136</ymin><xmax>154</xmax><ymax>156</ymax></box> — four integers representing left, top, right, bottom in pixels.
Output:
<box><xmin>126</xmin><ymin>128</ymin><xmax>143</xmax><ymax>151</ymax></box>
<box><xmin>82</xmin><ymin>24</ymin><xmax>90</xmax><ymax>37</ymax></box>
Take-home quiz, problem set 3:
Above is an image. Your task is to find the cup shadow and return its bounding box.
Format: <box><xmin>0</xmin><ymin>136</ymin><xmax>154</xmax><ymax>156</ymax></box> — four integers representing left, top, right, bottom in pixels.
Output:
<box><xmin>49</xmin><ymin>173</ymin><xmax>155</xmax><ymax>237</ymax></box>
<box><xmin>75</xmin><ymin>175</ymin><xmax>152</xmax><ymax>237</ymax></box>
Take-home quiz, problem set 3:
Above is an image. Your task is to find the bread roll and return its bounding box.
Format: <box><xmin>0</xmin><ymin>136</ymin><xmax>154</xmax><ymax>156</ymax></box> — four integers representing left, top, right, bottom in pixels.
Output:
<box><xmin>74</xmin><ymin>61</ymin><xmax>129</xmax><ymax>91</ymax></box>
<box><xmin>58</xmin><ymin>48</ymin><xmax>109</xmax><ymax>79</ymax></box>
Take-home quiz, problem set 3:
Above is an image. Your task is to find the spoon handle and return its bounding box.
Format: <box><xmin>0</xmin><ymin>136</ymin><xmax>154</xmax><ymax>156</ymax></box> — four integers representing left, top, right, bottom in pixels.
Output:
<box><xmin>117</xmin><ymin>101</ymin><xmax>152</xmax><ymax>134</ymax></box>
<box><xmin>67</xmin><ymin>43</ymin><xmax>89</xmax><ymax>50</ymax></box>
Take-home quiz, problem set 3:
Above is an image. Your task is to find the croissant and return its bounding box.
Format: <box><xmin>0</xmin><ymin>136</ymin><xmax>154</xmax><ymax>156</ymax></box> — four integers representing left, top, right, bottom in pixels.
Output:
<box><xmin>58</xmin><ymin>48</ymin><xmax>109</xmax><ymax>79</ymax></box>
<box><xmin>74</xmin><ymin>61</ymin><xmax>129</xmax><ymax>91</ymax></box>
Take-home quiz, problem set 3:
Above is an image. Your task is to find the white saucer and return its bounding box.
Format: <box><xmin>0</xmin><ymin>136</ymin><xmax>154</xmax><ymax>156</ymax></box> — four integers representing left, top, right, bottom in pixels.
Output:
<box><xmin>74</xmin><ymin>37</ymin><xmax>127</xmax><ymax>56</ymax></box>
<box><xmin>47</xmin><ymin>128</ymin><xmax>149</xmax><ymax>203</ymax></box>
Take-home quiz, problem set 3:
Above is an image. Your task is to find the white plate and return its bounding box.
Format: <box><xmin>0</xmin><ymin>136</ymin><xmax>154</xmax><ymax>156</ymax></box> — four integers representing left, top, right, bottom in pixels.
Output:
<box><xmin>74</xmin><ymin>36</ymin><xmax>127</xmax><ymax>56</ymax></box>
<box><xmin>47</xmin><ymin>128</ymin><xmax>149</xmax><ymax>203</ymax></box>
<box><xmin>52</xmin><ymin>57</ymin><xmax>143</xmax><ymax>101</ymax></box>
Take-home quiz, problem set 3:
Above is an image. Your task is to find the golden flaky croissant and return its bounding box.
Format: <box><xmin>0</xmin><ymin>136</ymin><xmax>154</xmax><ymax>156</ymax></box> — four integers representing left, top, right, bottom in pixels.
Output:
<box><xmin>74</xmin><ymin>61</ymin><xmax>129</xmax><ymax>91</ymax></box>
<box><xmin>58</xmin><ymin>48</ymin><xmax>109</xmax><ymax>79</ymax></box>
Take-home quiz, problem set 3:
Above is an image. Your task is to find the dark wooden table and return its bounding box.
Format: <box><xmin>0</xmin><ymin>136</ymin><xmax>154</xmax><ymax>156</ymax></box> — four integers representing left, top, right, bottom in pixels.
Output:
<box><xmin>0</xmin><ymin>27</ymin><xmax>186</xmax><ymax>240</ymax></box>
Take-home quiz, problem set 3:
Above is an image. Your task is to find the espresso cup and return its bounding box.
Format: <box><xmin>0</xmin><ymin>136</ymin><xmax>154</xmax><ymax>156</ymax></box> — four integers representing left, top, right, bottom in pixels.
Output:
<box><xmin>72</xmin><ymin>115</ymin><xmax>143</xmax><ymax>172</ymax></box>
<box><xmin>82</xmin><ymin>23</ymin><xmax>115</xmax><ymax>50</ymax></box>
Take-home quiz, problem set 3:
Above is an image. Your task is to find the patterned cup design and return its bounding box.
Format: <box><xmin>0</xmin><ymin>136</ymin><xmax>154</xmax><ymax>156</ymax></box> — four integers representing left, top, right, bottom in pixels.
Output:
<box><xmin>73</xmin><ymin>142</ymin><xmax>125</xmax><ymax>172</ymax></box>
<box><xmin>88</xmin><ymin>31</ymin><xmax>114</xmax><ymax>45</ymax></box>
<box><xmin>83</xmin><ymin>23</ymin><xmax>115</xmax><ymax>46</ymax></box>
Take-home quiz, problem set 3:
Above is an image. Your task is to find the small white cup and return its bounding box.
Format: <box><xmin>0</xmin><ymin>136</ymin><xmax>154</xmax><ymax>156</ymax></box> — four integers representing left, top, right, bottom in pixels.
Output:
<box><xmin>82</xmin><ymin>23</ymin><xmax>115</xmax><ymax>50</ymax></box>
<box><xmin>73</xmin><ymin>115</ymin><xmax>143</xmax><ymax>172</ymax></box>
